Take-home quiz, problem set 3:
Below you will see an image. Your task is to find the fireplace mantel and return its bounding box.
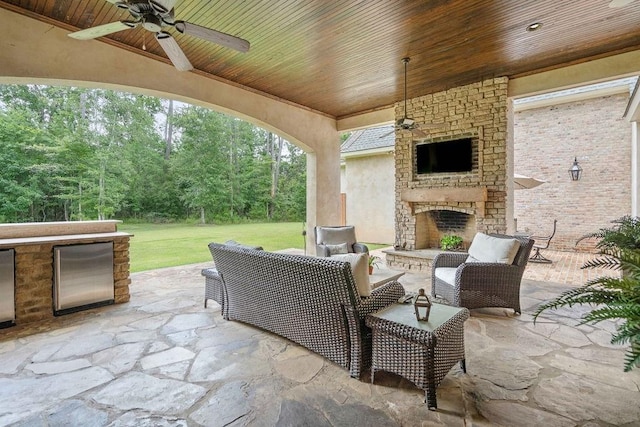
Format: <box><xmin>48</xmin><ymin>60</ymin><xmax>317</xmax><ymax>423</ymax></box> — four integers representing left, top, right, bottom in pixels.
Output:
<box><xmin>400</xmin><ymin>186</ymin><xmax>488</xmax><ymax>216</ymax></box>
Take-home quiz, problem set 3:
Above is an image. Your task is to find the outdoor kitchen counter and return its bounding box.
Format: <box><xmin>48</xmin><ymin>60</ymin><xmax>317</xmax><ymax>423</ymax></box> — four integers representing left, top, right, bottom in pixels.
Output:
<box><xmin>0</xmin><ymin>221</ymin><xmax>132</xmax><ymax>326</ymax></box>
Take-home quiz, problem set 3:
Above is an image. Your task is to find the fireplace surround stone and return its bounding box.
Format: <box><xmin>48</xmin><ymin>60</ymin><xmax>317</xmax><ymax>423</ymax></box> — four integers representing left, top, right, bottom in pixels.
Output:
<box><xmin>394</xmin><ymin>77</ymin><xmax>510</xmax><ymax>252</ymax></box>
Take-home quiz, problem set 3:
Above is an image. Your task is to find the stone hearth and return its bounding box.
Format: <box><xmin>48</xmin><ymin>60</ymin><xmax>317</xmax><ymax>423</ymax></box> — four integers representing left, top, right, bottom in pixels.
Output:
<box><xmin>384</xmin><ymin>248</ymin><xmax>440</xmax><ymax>273</ymax></box>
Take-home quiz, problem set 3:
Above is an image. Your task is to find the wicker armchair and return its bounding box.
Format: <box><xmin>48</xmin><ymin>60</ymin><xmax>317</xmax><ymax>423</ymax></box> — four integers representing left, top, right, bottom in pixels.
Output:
<box><xmin>208</xmin><ymin>242</ymin><xmax>405</xmax><ymax>378</ymax></box>
<box><xmin>314</xmin><ymin>225</ymin><xmax>369</xmax><ymax>257</ymax></box>
<box><xmin>431</xmin><ymin>234</ymin><xmax>534</xmax><ymax>314</ymax></box>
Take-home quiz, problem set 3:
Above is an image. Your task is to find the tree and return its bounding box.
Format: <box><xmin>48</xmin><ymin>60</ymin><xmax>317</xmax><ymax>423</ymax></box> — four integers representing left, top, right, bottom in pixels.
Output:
<box><xmin>0</xmin><ymin>84</ymin><xmax>307</xmax><ymax>223</ymax></box>
<box><xmin>0</xmin><ymin>110</ymin><xmax>49</xmax><ymax>221</ymax></box>
<box><xmin>171</xmin><ymin>106</ymin><xmax>233</xmax><ymax>222</ymax></box>
<box><xmin>267</xmin><ymin>132</ymin><xmax>284</xmax><ymax>220</ymax></box>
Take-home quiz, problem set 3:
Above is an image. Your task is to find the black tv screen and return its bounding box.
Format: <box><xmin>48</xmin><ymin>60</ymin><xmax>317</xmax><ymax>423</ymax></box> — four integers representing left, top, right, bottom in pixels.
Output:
<box><xmin>416</xmin><ymin>138</ymin><xmax>473</xmax><ymax>174</ymax></box>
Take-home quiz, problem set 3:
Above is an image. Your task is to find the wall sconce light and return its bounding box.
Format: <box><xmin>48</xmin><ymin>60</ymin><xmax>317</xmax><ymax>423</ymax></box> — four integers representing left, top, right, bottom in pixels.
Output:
<box><xmin>569</xmin><ymin>157</ymin><xmax>583</xmax><ymax>181</ymax></box>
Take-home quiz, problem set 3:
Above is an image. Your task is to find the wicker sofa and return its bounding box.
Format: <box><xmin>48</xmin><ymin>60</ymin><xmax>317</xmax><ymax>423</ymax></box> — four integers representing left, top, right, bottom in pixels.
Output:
<box><xmin>208</xmin><ymin>242</ymin><xmax>405</xmax><ymax>378</ymax></box>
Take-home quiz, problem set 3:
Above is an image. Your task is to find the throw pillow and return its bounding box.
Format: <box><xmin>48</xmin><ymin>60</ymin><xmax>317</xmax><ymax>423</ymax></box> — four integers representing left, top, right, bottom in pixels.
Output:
<box><xmin>326</xmin><ymin>242</ymin><xmax>349</xmax><ymax>255</ymax></box>
<box><xmin>466</xmin><ymin>233</ymin><xmax>520</xmax><ymax>264</ymax></box>
<box><xmin>331</xmin><ymin>252</ymin><xmax>371</xmax><ymax>297</ymax></box>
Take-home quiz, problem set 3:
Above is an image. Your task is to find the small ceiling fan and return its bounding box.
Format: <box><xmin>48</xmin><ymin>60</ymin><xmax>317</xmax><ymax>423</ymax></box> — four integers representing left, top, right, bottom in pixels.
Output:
<box><xmin>381</xmin><ymin>57</ymin><xmax>442</xmax><ymax>139</ymax></box>
<box><xmin>68</xmin><ymin>0</ymin><xmax>250</xmax><ymax>71</ymax></box>
<box><xmin>609</xmin><ymin>0</ymin><xmax>636</xmax><ymax>7</ymax></box>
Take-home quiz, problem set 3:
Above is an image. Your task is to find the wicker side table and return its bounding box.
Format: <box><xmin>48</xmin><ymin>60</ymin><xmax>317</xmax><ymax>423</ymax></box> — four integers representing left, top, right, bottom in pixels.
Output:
<box><xmin>365</xmin><ymin>303</ymin><xmax>469</xmax><ymax>410</ymax></box>
<box><xmin>201</xmin><ymin>267</ymin><xmax>224</xmax><ymax>310</ymax></box>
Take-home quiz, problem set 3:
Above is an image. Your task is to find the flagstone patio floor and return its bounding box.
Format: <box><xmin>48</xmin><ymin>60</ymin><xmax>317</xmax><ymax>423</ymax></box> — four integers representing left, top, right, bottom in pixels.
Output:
<box><xmin>0</xmin><ymin>248</ymin><xmax>639</xmax><ymax>426</ymax></box>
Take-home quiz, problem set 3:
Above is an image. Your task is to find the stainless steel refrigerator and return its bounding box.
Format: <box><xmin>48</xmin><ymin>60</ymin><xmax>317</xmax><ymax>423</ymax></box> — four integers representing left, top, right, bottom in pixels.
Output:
<box><xmin>53</xmin><ymin>242</ymin><xmax>114</xmax><ymax>315</ymax></box>
<box><xmin>0</xmin><ymin>249</ymin><xmax>15</xmax><ymax>328</ymax></box>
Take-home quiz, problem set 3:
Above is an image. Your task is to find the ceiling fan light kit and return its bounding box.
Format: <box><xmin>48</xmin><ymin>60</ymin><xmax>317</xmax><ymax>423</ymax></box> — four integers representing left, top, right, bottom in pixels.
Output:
<box><xmin>68</xmin><ymin>0</ymin><xmax>251</xmax><ymax>71</ymax></box>
<box><xmin>397</xmin><ymin>117</ymin><xmax>415</xmax><ymax>127</ymax></box>
<box><xmin>383</xmin><ymin>57</ymin><xmax>436</xmax><ymax>139</ymax></box>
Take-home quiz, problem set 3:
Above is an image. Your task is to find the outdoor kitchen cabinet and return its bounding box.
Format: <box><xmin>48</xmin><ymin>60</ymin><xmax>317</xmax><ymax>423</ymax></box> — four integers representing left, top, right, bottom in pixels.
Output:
<box><xmin>53</xmin><ymin>242</ymin><xmax>115</xmax><ymax>315</ymax></box>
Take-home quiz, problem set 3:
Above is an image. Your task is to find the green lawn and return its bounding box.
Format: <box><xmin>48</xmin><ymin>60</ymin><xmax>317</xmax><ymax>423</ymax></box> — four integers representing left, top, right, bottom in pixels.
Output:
<box><xmin>119</xmin><ymin>222</ymin><xmax>388</xmax><ymax>272</ymax></box>
<box><xmin>119</xmin><ymin>222</ymin><xmax>306</xmax><ymax>272</ymax></box>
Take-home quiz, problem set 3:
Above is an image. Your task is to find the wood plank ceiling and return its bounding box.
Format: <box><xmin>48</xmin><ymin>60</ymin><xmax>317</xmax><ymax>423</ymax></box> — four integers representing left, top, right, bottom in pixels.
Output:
<box><xmin>2</xmin><ymin>0</ymin><xmax>640</xmax><ymax>119</ymax></box>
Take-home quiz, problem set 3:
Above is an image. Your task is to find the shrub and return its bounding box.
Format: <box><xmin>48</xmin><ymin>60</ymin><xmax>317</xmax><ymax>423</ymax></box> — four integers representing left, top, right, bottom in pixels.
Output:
<box><xmin>535</xmin><ymin>216</ymin><xmax>640</xmax><ymax>372</ymax></box>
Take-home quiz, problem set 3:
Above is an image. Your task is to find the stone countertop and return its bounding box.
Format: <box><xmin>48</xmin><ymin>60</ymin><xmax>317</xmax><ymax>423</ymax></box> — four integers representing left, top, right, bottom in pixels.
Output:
<box><xmin>0</xmin><ymin>232</ymin><xmax>132</xmax><ymax>248</ymax></box>
<box><xmin>0</xmin><ymin>220</ymin><xmax>123</xmax><ymax>240</ymax></box>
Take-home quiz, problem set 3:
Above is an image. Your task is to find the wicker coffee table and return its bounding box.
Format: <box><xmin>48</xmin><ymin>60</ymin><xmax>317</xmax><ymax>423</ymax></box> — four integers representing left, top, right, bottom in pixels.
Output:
<box><xmin>365</xmin><ymin>302</ymin><xmax>469</xmax><ymax>410</ymax></box>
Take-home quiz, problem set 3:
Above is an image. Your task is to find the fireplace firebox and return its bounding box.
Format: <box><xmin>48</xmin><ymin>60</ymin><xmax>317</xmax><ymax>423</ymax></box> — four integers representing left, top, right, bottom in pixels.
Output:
<box><xmin>415</xmin><ymin>210</ymin><xmax>475</xmax><ymax>249</ymax></box>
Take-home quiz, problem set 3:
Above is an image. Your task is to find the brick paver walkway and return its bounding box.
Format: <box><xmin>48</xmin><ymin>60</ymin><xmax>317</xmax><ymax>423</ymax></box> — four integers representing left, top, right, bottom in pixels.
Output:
<box><xmin>522</xmin><ymin>249</ymin><xmax>620</xmax><ymax>286</ymax></box>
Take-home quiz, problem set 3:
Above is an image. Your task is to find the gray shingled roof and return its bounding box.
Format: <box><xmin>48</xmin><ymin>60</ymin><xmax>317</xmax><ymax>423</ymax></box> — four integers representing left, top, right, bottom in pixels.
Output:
<box><xmin>341</xmin><ymin>125</ymin><xmax>395</xmax><ymax>153</ymax></box>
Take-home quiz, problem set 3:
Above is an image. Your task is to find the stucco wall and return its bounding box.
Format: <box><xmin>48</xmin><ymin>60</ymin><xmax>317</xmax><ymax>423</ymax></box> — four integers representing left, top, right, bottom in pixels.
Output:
<box><xmin>343</xmin><ymin>153</ymin><xmax>396</xmax><ymax>244</ymax></box>
<box><xmin>514</xmin><ymin>92</ymin><xmax>632</xmax><ymax>251</ymax></box>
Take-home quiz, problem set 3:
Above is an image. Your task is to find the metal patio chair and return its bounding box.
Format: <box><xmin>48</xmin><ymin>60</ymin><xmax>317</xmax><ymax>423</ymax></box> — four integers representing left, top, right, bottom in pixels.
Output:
<box><xmin>529</xmin><ymin>219</ymin><xmax>557</xmax><ymax>264</ymax></box>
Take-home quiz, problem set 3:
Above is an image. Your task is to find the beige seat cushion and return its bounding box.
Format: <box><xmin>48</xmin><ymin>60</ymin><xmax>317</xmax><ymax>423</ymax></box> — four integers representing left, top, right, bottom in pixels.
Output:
<box><xmin>466</xmin><ymin>233</ymin><xmax>520</xmax><ymax>264</ymax></box>
<box><xmin>434</xmin><ymin>267</ymin><xmax>458</xmax><ymax>286</ymax></box>
<box><xmin>331</xmin><ymin>253</ymin><xmax>371</xmax><ymax>297</ymax></box>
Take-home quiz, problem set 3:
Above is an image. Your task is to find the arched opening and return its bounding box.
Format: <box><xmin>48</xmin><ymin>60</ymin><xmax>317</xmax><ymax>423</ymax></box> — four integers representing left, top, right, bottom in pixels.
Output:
<box><xmin>0</xmin><ymin>7</ymin><xmax>343</xmax><ymax>246</ymax></box>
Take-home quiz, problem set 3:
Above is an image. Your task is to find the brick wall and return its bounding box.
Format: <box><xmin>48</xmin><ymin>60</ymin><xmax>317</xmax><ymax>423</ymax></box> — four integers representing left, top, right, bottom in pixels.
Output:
<box><xmin>395</xmin><ymin>78</ymin><xmax>510</xmax><ymax>250</ymax></box>
<box><xmin>514</xmin><ymin>93</ymin><xmax>631</xmax><ymax>251</ymax></box>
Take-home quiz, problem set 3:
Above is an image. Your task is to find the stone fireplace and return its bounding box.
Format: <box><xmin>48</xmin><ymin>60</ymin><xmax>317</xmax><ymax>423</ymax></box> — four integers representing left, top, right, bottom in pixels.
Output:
<box><xmin>387</xmin><ymin>77</ymin><xmax>511</xmax><ymax>271</ymax></box>
<box><xmin>415</xmin><ymin>209</ymin><xmax>476</xmax><ymax>249</ymax></box>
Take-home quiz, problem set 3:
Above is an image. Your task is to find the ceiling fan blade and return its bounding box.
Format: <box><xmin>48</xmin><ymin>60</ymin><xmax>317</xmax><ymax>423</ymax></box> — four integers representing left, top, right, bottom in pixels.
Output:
<box><xmin>155</xmin><ymin>31</ymin><xmax>193</xmax><ymax>71</ymax></box>
<box><xmin>379</xmin><ymin>129</ymin><xmax>395</xmax><ymax>138</ymax></box>
<box><xmin>609</xmin><ymin>0</ymin><xmax>635</xmax><ymax>7</ymax></box>
<box><xmin>148</xmin><ymin>0</ymin><xmax>169</xmax><ymax>15</ymax></box>
<box><xmin>174</xmin><ymin>21</ymin><xmax>250</xmax><ymax>53</ymax></box>
<box><xmin>152</xmin><ymin>0</ymin><xmax>177</xmax><ymax>12</ymax></box>
<box><xmin>68</xmin><ymin>21</ymin><xmax>137</xmax><ymax>40</ymax></box>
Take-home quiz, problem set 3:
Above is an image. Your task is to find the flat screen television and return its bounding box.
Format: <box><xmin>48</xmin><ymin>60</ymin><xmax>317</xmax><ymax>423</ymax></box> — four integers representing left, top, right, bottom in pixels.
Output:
<box><xmin>416</xmin><ymin>138</ymin><xmax>473</xmax><ymax>174</ymax></box>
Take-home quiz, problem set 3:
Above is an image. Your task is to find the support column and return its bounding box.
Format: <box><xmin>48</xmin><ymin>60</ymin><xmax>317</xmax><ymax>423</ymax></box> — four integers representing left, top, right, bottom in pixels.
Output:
<box><xmin>506</xmin><ymin>98</ymin><xmax>516</xmax><ymax>234</ymax></box>
<box><xmin>632</xmin><ymin>121</ymin><xmax>639</xmax><ymax>216</ymax></box>
<box><xmin>306</xmin><ymin>134</ymin><xmax>342</xmax><ymax>252</ymax></box>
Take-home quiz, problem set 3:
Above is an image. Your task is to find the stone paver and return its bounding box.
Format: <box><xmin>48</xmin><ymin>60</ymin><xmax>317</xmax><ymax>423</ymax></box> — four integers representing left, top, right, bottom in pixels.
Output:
<box><xmin>0</xmin><ymin>251</ymin><xmax>638</xmax><ymax>426</ymax></box>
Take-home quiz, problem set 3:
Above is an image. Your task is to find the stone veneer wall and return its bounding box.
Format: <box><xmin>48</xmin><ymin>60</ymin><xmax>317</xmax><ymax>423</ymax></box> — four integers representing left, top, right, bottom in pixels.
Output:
<box><xmin>395</xmin><ymin>77</ymin><xmax>510</xmax><ymax>250</ymax></box>
<box><xmin>14</xmin><ymin>236</ymin><xmax>131</xmax><ymax>324</ymax></box>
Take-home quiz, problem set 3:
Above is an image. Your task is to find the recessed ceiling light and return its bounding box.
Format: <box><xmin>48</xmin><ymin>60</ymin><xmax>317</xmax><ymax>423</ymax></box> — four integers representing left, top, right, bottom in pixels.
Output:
<box><xmin>526</xmin><ymin>22</ymin><xmax>543</xmax><ymax>32</ymax></box>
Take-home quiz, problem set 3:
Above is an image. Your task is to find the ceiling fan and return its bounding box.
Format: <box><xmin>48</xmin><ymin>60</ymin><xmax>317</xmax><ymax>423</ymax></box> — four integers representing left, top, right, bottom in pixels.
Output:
<box><xmin>609</xmin><ymin>0</ymin><xmax>636</xmax><ymax>7</ymax></box>
<box><xmin>68</xmin><ymin>0</ymin><xmax>250</xmax><ymax>71</ymax></box>
<box><xmin>381</xmin><ymin>57</ymin><xmax>442</xmax><ymax>139</ymax></box>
